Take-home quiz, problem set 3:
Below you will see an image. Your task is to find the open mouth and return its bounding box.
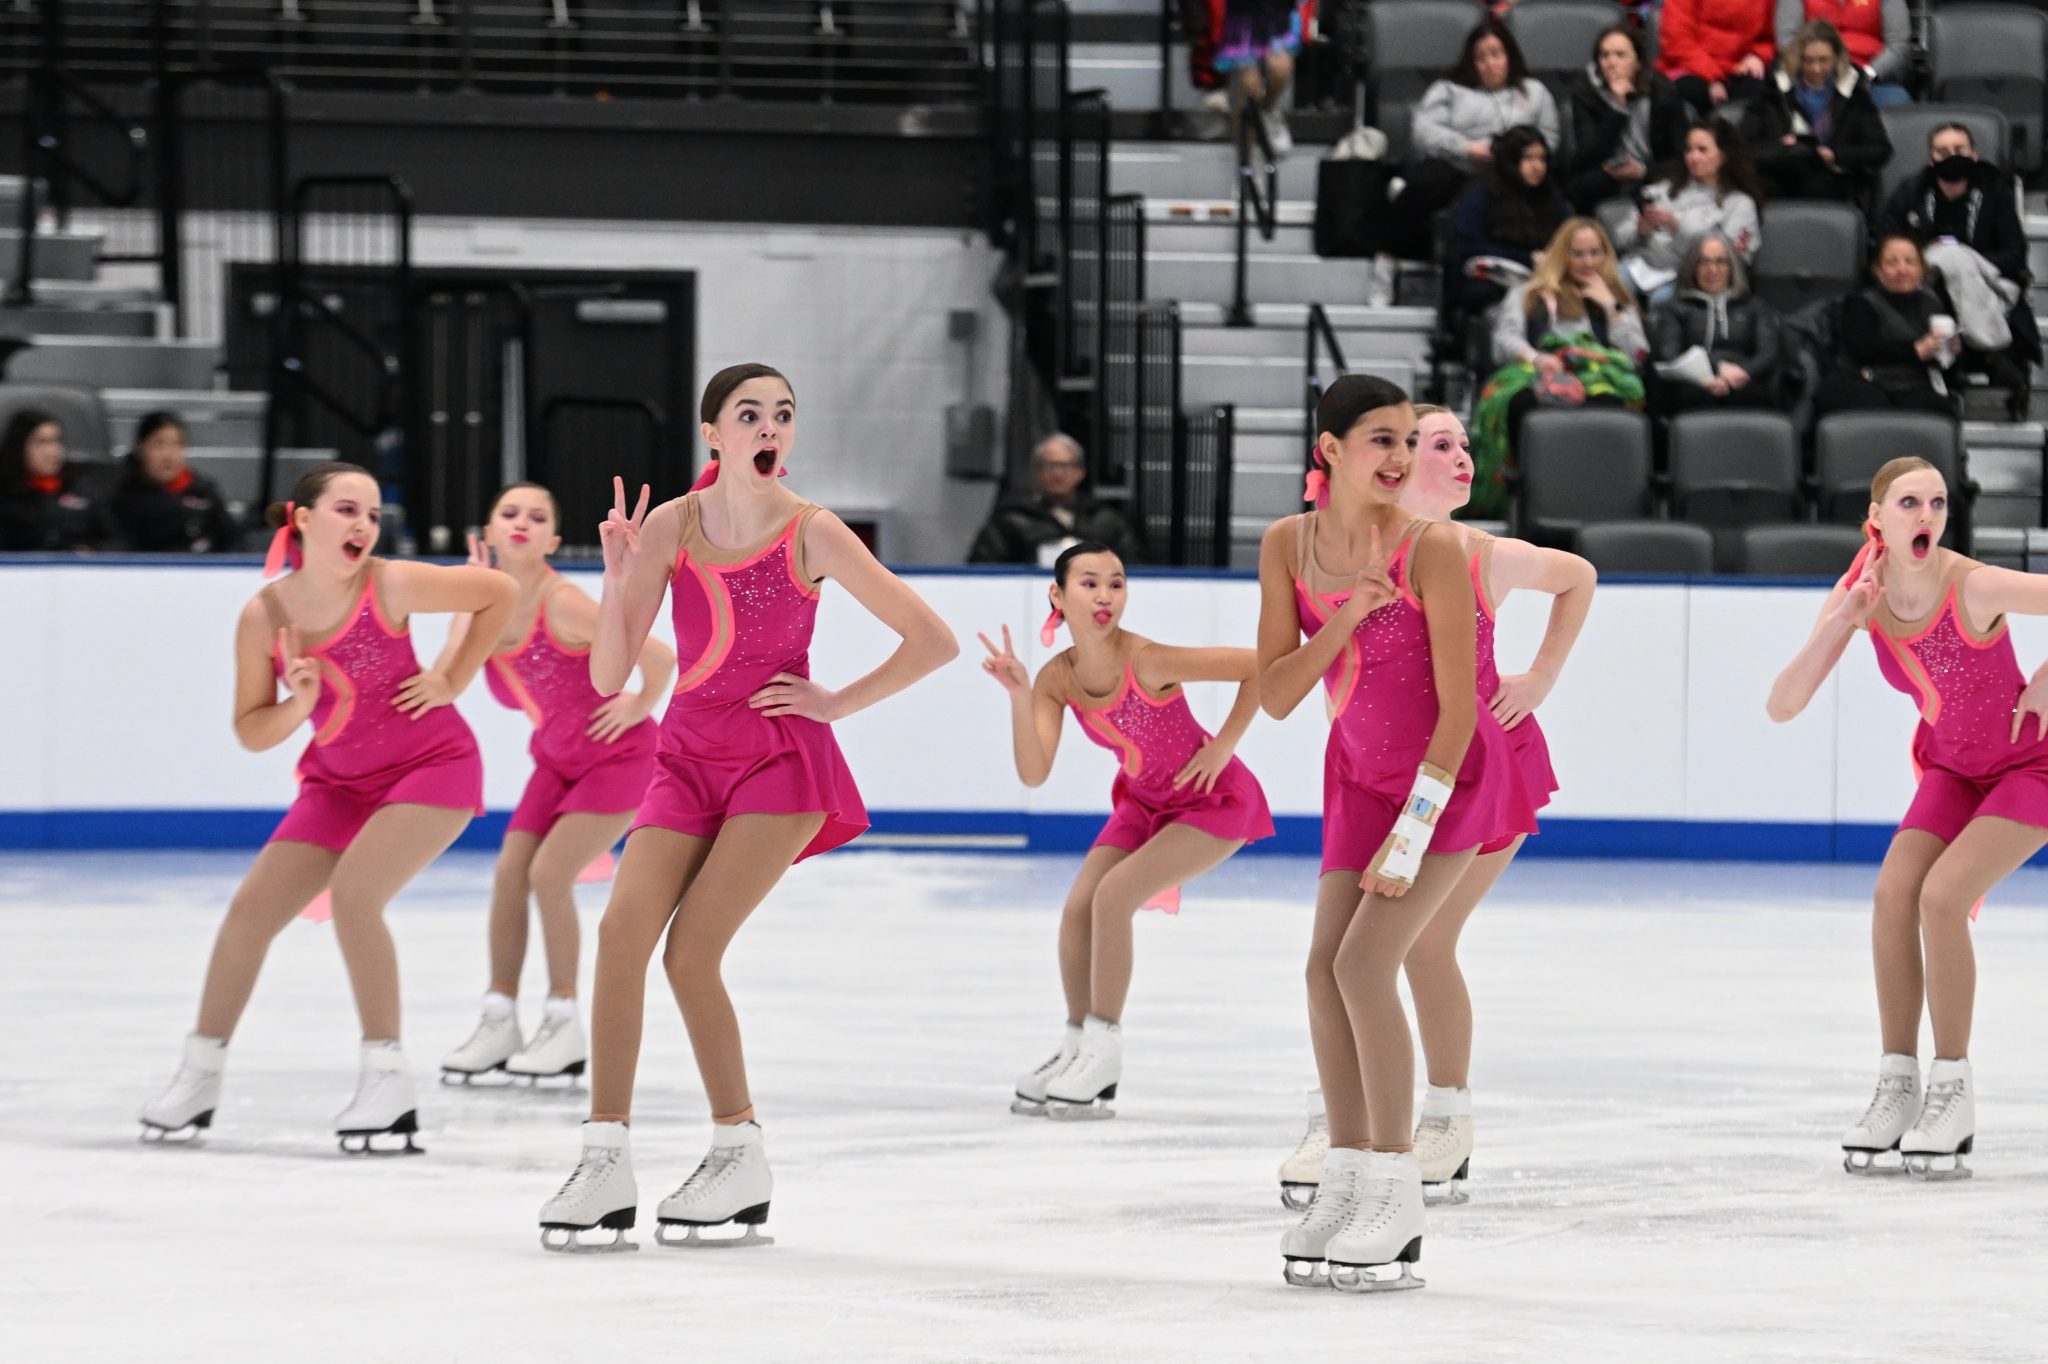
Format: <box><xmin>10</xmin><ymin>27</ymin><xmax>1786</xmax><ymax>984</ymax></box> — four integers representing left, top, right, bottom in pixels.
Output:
<box><xmin>1912</xmin><ymin>531</ymin><xmax>1933</xmax><ymax>559</ymax></box>
<box><xmin>342</xmin><ymin>538</ymin><xmax>368</xmax><ymax>562</ymax></box>
<box><xmin>1375</xmin><ymin>468</ymin><xmax>1406</xmax><ymax>490</ymax></box>
<box><xmin>752</xmin><ymin>449</ymin><xmax>779</xmax><ymax>478</ymax></box>
<box><xmin>1091</xmin><ymin>608</ymin><xmax>1113</xmax><ymax>626</ymax></box>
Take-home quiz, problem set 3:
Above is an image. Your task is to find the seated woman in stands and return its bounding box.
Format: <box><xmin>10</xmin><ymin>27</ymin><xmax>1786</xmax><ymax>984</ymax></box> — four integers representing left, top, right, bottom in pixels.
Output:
<box><xmin>1563</xmin><ymin>23</ymin><xmax>1692</xmax><ymax>213</ymax></box>
<box><xmin>1774</xmin><ymin>0</ymin><xmax>1912</xmax><ymax>108</ymax></box>
<box><xmin>1469</xmin><ymin>218</ymin><xmax>1649</xmax><ymax>517</ymax></box>
<box><xmin>1449</xmin><ymin>126</ymin><xmax>1573</xmax><ymax>314</ymax></box>
<box><xmin>1741</xmin><ymin>19</ymin><xmax>1891</xmax><ymax>203</ymax></box>
<box><xmin>1815</xmin><ymin>234</ymin><xmax>1967</xmax><ymax>419</ymax></box>
<box><xmin>1649</xmin><ymin>232</ymin><xmax>1782</xmax><ymax>414</ymax></box>
<box><xmin>1608</xmin><ymin>120</ymin><xmax>1763</xmax><ymax>301</ymax></box>
<box><xmin>111</xmin><ymin>411</ymin><xmax>242</xmax><ymax>554</ymax></box>
<box><xmin>0</xmin><ymin>409</ymin><xmax>113</xmax><ymax>553</ymax></box>
<box><xmin>1375</xmin><ymin>17</ymin><xmax>1559</xmax><ymax>303</ymax></box>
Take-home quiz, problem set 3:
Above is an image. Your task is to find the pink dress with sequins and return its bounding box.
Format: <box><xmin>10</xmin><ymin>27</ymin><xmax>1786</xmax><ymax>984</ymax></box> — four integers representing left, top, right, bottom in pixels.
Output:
<box><xmin>1868</xmin><ymin>556</ymin><xmax>2048</xmax><ymax>841</ymax></box>
<box><xmin>1471</xmin><ymin>538</ymin><xmax>1558</xmax><ymax>856</ymax></box>
<box><xmin>263</xmin><ymin>561</ymin><xmax>484</xmax><ymax>852</ymax></box>
<box><xmin>1291</xmin><ymin>513</ymin><xmax>1537</xmax><ymax>874</ymax></box>
<box><xmin>1058</xmin><ymin>644</ymin><xmax>1275</xmax><ymax>851</ymax></box>
<box><xmin>485</xmin><ymin>575</ymin><xmax>657</xmax><ymax>837</ymax></box>
<box><xmin>631</xmin><ymin>495</ymin><xmax>867</xmax><ymax>860</ymax></box>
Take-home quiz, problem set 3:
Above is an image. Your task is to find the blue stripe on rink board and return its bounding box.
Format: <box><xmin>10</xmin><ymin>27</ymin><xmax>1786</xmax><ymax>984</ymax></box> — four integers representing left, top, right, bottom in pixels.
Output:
<box><xmin>5</xmin><ymin>809</ymin><xmax>2034</xmax><ymax>865</ymax></box>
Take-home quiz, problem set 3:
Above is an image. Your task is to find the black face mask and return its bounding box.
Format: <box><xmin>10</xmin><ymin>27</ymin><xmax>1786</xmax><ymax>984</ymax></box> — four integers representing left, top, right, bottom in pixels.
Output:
<box><xmin>1933</xmin><ymin>154</ymin><xmax>1974</xmax><ymax>185</ymax></box>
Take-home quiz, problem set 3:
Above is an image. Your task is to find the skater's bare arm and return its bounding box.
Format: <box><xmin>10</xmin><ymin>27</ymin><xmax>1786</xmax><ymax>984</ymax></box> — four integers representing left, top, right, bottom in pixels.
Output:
<box><xmin>1414</xmin><ymin>525</ymin><xmax>1479</xmax><ymax>776</ymax></box>
<box><xmin>1768</xmin><ymin>571</ymin><xmax>1876</xmax><ymax>723</ymax></box>
<box><xmin>232</xmin><ymin>598</ymin><xmax>315</xmax><ymax>752</ymax></box>
<box><xmin>1257</xmin><ymin>520</ymin><xmax>1393</xmax><ymax>718</ymax></box>
<box><xmin>591</xmin><ymin>485</ymin><xmax>679</xmax><ymax>696</ymax></box>
<box><xmin>780</xmin><ymin>509</ymin><xmax>958</xmax><ymax>722</ymax></box>
<box><xmin>382</xmin><ymin>559</ymin><xmax>519</xmax><ymax>710</ymax></box>
<box><xmin>1486</xmin><ymin>539</ymin><xmax>1596</xmax><ymax>730</ymax></box>
<box><xmin>552</xmin><ymin>580</ymin><xmax>674</xmax><ymax>729</ymax></box>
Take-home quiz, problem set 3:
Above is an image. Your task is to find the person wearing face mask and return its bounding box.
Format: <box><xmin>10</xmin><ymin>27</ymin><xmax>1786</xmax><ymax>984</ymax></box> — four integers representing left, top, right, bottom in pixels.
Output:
<box><xmin>109</xmin><ymin>411</ymin><xmax>241</xmax><ymax>554</ymax></box>
<box><xmin>1649</xmin><ymin>231</ymin><xmax>1782</xmax><ymax>414</ymax></box>
<box><xmin>0</xmin><ymin>409</ymin><xmax>114</xmax><ymax>552</ymax></box>
<box><xmin>1564</xmin><ymin>24</ymin><xmax>1693</xmax><ymax>213</ymax></box>
<box><xmin>1879</xmin><ymin>123</ymin><xmax>2037</xmax><ymax>417</ymax></box>
<box><xmin>1741</xmin><ymin>19</ymin><xmax>1891</xmax><ymax>202</ymax></box>
<box><xmin>1449</xmin><ymin>127</ymin><xmax>1572</xmax><ymax>309</ymax></box>
<box><xmin>1816</xmin><ymin>234</ymin><xmax>1964</xmax><ymax>418</ymax></box>
<box><xmin>1608</xmin><ymin>120</ymin><xmax>1764</xmax><ymax>300</ymax></box>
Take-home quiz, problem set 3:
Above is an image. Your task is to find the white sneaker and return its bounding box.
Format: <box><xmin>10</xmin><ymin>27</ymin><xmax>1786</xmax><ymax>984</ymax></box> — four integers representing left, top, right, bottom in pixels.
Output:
<box><xmin>1200</xmin><ymin>89</ymin><xmax>1229</xmax><ymax>114</ymax></box>
<box><xmin>656</xmin><ymin>1121</ymin><xmax>775</xmax><ymax>1247</ymax></box>
<box><xmin>1262</xmin><ymin>107</ymin><xmax>1293</xmax><ymax>157</ymax></box>
<box><xmin>1901</xmin><ymin>1057</ymin><xmax>1975</xmax><ymax>1181</ymax></box>
<box><xmin>140</xmin><ymin>1035</ymin><xmax>226</xmax><ymax>1142</ymax></box>
<box><xmin>1278</xmin><ymin>1088</ymin><xmax>1327</xmax><ymax>1210</ymax></box>
<box><xmin>335</xmin><ymin>1041</ymin><xmax>422</xmax><ymax>1155</ymax></box>
<box><xmin>1842</xmin><ymin>1052</ymin><xmax>1920</xmax><ymax>1175</ymax></box>
<box><xmin>1280</xmin><ymin>1145</ymin><xmax>1362</xmax><ymax>1287</ymax></box>
<box><xmin>1369</xmin><ymin>254</ymin><xmax>1398</xmax><ymax>308</ymax></box>
<box><xmin>1413</xmin><ymin>1085</ymin><xmax>1473</xmax><ymax>1205</ymax></box>
<box><xmin>1045</xmin><ymin>1015</ymin><xmax>1121</xmax><ymax>1119</ymax></box>
<box><xmin>1012</xmin><ymin>1022</ymin><xmax>1082</xmax><ymax>1116</ymax></box>
<box><xmin>441</xmin><ymin>991</ymin><xmax>521</xmax><ymax>1084</ymax></box>
<box><xmin>1324</xmin><ymin>1150</ymin><xmax>1427</xmax><ymax>1292</ymax></box>
<box><xmin>507</xmin><ymin>997</ymin><xmax>586</xmax><ymax>1083</ymax></box>
<box><xmin>539</xmin><ymin>1120</ymin><xmax>639</xmax><ymax>1252</ymax></box>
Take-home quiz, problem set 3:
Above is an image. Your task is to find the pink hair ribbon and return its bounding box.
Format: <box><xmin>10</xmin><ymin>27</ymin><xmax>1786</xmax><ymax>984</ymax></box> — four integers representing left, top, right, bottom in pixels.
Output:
<box><xmin>1039</xmin><ymin>607</ymin><xmax>1064</xmax><ymax>648</ymax></box>
<box><xmin>1302</xmin><ymin>446</ymin><xmax>1329</xmax><ymax>509</ymax></box>
<box><xmin>262</xmin><ymin>501</ymin><xmax>300</xmax><ymax>578</ymax></box>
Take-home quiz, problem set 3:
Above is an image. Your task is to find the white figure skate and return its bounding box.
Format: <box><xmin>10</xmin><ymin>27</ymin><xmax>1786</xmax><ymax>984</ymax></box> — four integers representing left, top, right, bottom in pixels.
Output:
<box><xmin>1278</xmin><ymin>1089</ymin><xmax>1327</xmax><ymax>1211</ymax></box>
<box><xmin>539</xmin><ymin>1121</ymin><xmax>638</xmax><ymax>1252</ymax></box>
<box><xmin>1280</xmin><ymin>1145</ymin><xmax>1361</xmax><ymax>1288</ymax></box>
<box><xmin>335</xmin><ymin>1041</ymin><xmax>423</xmax><ymax>1155</ymax></box>
<box><xmin>1045</xmin><ymin>1015</ymin><xmax>1120</xmax><ymax>1120</ymax></box>
<box><xmin>656</xmin><ymin>1121</ymin><xmax>774</xmax><ymax>1247</ymax></box>
<box><xmin>1842</xmin><ymin>1053</ymin><xmax>1920</xmax><ymax>1175</ymax></box>
<box><xmin>441</xmin><ymin>991</ymin><xmax>521</xmax><ymax>1085</ymax></box>
<box><xmin>1011</xmin><ymin>1022</ymin><xmax>1081</xmax><ymax>1116</ymax></box>
<box><xmin>507</xmin><ymin>998</ymin><xmax>587</xmax><ymax>1086</ymax></box>
<box><xmin>1413</xmin><ymin>1085</ymin><xmax>1473</xmax><ymax>1205</ymax></box>
<box><xmin>139</xmin><ymin>1035</ymin><xmax>226</xmax><ymax>1142</ymax></box>
<box><xmin>1324</xmin><ymin>1151</ymin><xmax>1427</xmax><ymax>1293</ymax></box>
<box><xmin>1901</xmin><ymin>1057</ymin><xmax>1975</xmax><ymax>1181</ymax></box>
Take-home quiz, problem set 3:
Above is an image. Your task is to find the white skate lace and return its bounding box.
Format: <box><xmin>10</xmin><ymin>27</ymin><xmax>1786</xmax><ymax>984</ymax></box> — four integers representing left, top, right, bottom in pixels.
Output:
<box><xmin>1414</xmin><ymin>1115</ymin><xmax>1457</xmax><ymax>1160</ymax></box>
<box><xmin>453</xmin><ymin>1016</ymin><xmax>510</xmax><ymax>1059</ymax></box>
<box><xmin>554</xmin><ymin>1147</ymin><xmax>621</xmax><ymax>1203</ymax></box>
<box><xmin>667</xmin><ymin>1147</ymin><xmax>741</xmax><ymax>1206</ymax></box>
<box><xmin>526</xmin><ymin>1016</ymin><xmax>570</xmax><ymax>1051</ymax></box>
<box><xmin>1290</xmin><ymin>1117</ymin><xmax>1330</xmax><ymax>1164</ymax></box>
<box><xmin>1028</xmin><ymin>1049</ymin><xmax>1068</xmax><ymax>1081</ymax></box>
<box><xmin>1857</xmin><ymin>1074</ymin><xmax>1916</xmax><ymax>1134</ymax></box>
<box><xmin>1340</xmin><ymin>1171</ymin><xmax>1400</xmax><ymax>1237</ymax></box>
<box><xmin>1913</xmin><ymin>1080</ymin><xmax>1965</xmax><ymax>1137</ymax></box>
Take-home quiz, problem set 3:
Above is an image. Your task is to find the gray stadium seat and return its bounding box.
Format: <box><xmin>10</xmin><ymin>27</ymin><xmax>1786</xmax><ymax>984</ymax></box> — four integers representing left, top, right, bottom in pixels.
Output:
<box><xmin>1368</xmin><ymin>1</ymin><xmax>1484</xmax><ymax>162</ymax></box>
<box><xmin>1578</xmin><ymin>520</ymin><xmax>1714</xmax><ymax>574</ymax></box>
<box><xmin>1878</xmin><ymin>103</ymin><xmax>2012</xmax><ymax>208</ymax></box>
<box><xmin>1811</xmin><ymin>410</ymin><xmax>1968</xmax><ymax>549</ymax></box>
<box><xmin>1516</xmin><ymin>407</ymin><xmax>1654</xmax><ymax>549</ymax></box>
<box><xmin>1669</xmin><ymin>410</ymin><xmax>1803</xmax><ymax>527</ymax></box>
<box><xmin>1752</xmin><ymin>201</ymin><xmax>1866</xmax><ymax>312</ymax></box>
<box><xmin>1734</xmin><ymin>523</ymin><xmax>1869</xmax><ymax>576</ymax></box>
<box><xmin>1928</xmin><ymin>4</ymin><xmax>2047</xmax><ymax>172</ymax></box>
<box><xmin>0</xmin><ymin>381</ymin><xmax>114</xmax><ymax>462</ymax></box>
<box><xmin>1504</xmin><ymin>0</ymin><xmax>1620</xmax><ymax>110</ymax></box>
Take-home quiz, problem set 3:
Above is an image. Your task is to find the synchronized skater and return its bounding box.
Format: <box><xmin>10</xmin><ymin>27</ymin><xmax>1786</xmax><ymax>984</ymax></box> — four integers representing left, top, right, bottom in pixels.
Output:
<box><xmin>1257</xmin><ymin>376</ymin><xmax>1540</xmax><ymax>1291</ymax></box>
<box><xmin>1278</xmin><ymin>405</ymin><xmax>1593</xmax><ymax>1211</ymax></box>
<box><xmin>437</xmin><ymin>482</ymin><xmax>675</xmax><ymax>1087</ymax></box>
<box><xmin>981</xmin><ymin>542</ymin><xmax>1274</xmax><ymax>1120</ymax></box>
<box><xmin>1770</xmin><ymin>456</ymin><xmax>2048</xmax><ymax>1180</ymax></box>
<box><xmin>534</xmin><ymin>363</ymin><xmax>957</xmax><ymax>1250</ymax></box>
<box><xmin>139</xmin><ymin>461</ymin><xmax>518</xmax><ymax>1152</ymax></box>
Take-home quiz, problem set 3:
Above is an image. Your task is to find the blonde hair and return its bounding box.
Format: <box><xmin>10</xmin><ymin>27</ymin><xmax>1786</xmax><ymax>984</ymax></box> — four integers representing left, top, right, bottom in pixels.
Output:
<box><xmin>1781</xmin><ymin>19</ymin><xmax>1851</xmax><ymax>82</ymax></box>
<box><xmin>1524</xmin><ymin>217</ymin><xmax>1634</xmax><ymax>321</ymax></box>
<box><xmin>1871</xmin><ymin>456</ymin><xmax>1941</xmax><ymax>505</ymax></box>
<box><xmin>1412</xmin><ymin>404</ymin><xmax>1453</xmax><ymax>421</ymax></box>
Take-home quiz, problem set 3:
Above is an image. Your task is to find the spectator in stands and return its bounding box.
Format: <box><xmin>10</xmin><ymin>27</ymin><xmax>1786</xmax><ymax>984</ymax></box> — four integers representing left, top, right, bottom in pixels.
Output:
<box><xmin>1608</xmin><ymin>120</ymin><xmax>1764</xmax><ymax>298</ymax></box>
<box><xmin>1815</xmin><ymin>233</ymin><xmax>1963</xmax><ymax>418</ymax></box>
<box><xmin>1742</xmin><ymin>20</ymin><xmax>1891</xmax><ymax>202</ymax></box>
<box><xmin>1373</xmin><ymin>17</ymin><xmax>1559</xmax><ymax>294</ymax></box>
<box><xmin>1774</xmin><ymin>0</ymin><xmax>1912</xmax><ymax>108</ymax></box>
<box><xmin>1450</xmin><ymin>126</ymin><xmax>1573</xmax><ymax>311</ymax></box>
<box><xmin>0</xmin><ymin>409</ymin><xmax>113</xmax><ymax>552</ymax></box>
<box><xmin>1655</xmin><ymin>0</ymin><xmax>1776</xmax><ymax>115</ymax></box>
<box><xmin>1471</xmin><ymin>218</ymin><xmax>1649</xmax><ymax>505</ymax></box>
<box><xmin>1878</xmin><ymin>120</ymin><xmax>2039</xmax><ymax>416</ymax></box>
<box><xmin>1649</xmin><ymin>231</ymin><xmax>1782</xmax><ymax>412</ymax></box>
<box><xmin>110</xmin><ymin>411</ymin><xmax>241</xmax><ymax>554</ymax></box>
<box><xmin>968</xmin><ymin>433</ymin><xmax>1143</xmax><ymax>566</ymax></box>
<box><xmin>1215</xmin><ymin>0</ymin><xmax>1307</xmax><ymax>155</ymax></box>
<box><xmin>1564</xmin><ymin>24</ymin><xmax>1693</xmax><ymax>213</ymax></box>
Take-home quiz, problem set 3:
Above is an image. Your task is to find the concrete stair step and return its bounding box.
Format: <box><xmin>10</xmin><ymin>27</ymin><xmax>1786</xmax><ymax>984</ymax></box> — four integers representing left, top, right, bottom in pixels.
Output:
<box><xmin>6</xmin><ymin>336</ymin><xmax>218</xmax><ymax>390</ymax></box>
<box><xmin>3</xmin><ymin>278</ymin><xmax>157</xmax><ymax>308</ymax></box>
<box><xmin>1146</xmin><ymin>218</ymin><xmax>1317</xmax><ymax>255</ymax></box>
<box><xmin>185</xmin><ymin>446</ymin><xmax>340</xmax><ymax>508</ymax></box>
<box><xmin>102</xmin><ymin>388</ymin><xmax>265</xmax><ymax>448</ymax></box>
<box><xmin>1109</xmin><ymin>141</ymin><xmax>1322</xmax><ymax>201</ymax></box>
<box><xmin>1184</xmin><ymin>353</ymin><xmax>1414</xmax><ymax>410</ymax></box>
<box><xmin>0</xmin><ymin>304</ymin><xmax>159</xmax><ymax>340</ymax></box>
<box><xmin>1182</xmin><ymin>319</ymin><xmax>1431</xmax><ymax>365</ymax></box>
<box><xmin>1143</xmin><ymin>250</ymin><xmax>1374</xmax><ymax>307</ymax></box>
<box><xmin>0</xmin><ymin>228</ymin><xmax>103</xmax><ymax>283</ymax></box>
<box><xmin>1071</xmin><ymin>43</ymin><xmax>1201</xmax><ymax>110</ymax></box>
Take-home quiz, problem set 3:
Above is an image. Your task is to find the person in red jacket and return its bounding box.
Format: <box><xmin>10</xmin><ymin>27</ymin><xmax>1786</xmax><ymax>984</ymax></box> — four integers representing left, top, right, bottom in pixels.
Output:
<box><xmin>1656</xmin><ymin>0</ymin><xmax>1776</xmax><ymax>114</ymax></box>
<box><xmin>1775</xmin><ymin>0</ymin><xmax>1912</xmax><ymax>107</ymax></box>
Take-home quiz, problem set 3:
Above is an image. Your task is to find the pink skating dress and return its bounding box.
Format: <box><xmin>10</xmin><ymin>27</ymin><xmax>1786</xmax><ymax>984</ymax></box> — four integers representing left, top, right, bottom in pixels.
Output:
<box><xmin>264</xmin><ymin>560</ymin><xmax>484</xmax><ymax>851</ymax></box>
<box><xmin>485</xmin><ymin>576</ymin><xmax>657</xmax><ymax>837</ymax></box>
<box><xmin>1868</xmin><ymin>555</ymin><xmax>2048</xmax><ymax>842</ymax></box>
<box><xmin>631</xmin><ymin>494</ymin><xmax>867</xmax><ymax>860</ymax></box>
<box><xmin>1470</xmin><ymin>537</ymin><xmax>1558</xmax><ymax>855</ymax></box>
<box><xmin>1056</xmin><ymin>642</ymin><xmax>1275</xmax><ymax>852</ymax></box>
<box><xmin>1292</xmin><ymin>513</ymin><xmax>1537</xmax><ymax>875</ymax></box>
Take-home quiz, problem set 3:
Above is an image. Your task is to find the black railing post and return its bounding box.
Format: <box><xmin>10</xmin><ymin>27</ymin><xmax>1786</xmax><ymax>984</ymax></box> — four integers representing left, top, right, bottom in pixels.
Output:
<box><xmin>1227</xmin><ymin>108</ymin><xmax>1276</xmax><ymax>328</ymax></box>
<box><xmin>1212</xmin><ymin>403</ymin><xmax>1235</xmax><ymax>566</ymax></box>
<box><xmin>154</xmin><ymin>0</ymin><xmax>185</xmax><ymax>336</ymax></box>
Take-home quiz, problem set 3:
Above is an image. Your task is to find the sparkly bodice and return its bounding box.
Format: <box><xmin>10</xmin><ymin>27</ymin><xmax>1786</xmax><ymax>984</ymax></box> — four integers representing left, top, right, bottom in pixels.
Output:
<box><xmin>268</xmin><ymin>564</ymin><xmax>475</xmax><ymax>782</ymax></box>
<box><xmin>668</xmin><ymin>495</ymin><xmax>822</xmax><ymax>710</ymax></box>
<box><xmin>1471</xmin><ymin>541</ymin><xmax>1502</xmax><ymax>706</ymax></box>
<box><xmin>486</xmin><ymin>581</ymin><xmax>628</xmax><ymax>766</ymax></box>
<box><xmin>1871</xmin><ymin>568</ymin><xmax>2048</xmax><ymax>778</ymax></box>
<box><xmin>1068</xmin><ymin>657</ymin><xmax>1211</xmax><ymax>795</ymax></box>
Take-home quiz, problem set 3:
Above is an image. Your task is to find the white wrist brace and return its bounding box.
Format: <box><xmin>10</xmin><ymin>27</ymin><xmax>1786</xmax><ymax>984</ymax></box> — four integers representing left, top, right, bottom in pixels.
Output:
<box><xmin>1370</xmin><ymin>763</ymin><xmax>1456</xmax><ymax>887</ymax></box>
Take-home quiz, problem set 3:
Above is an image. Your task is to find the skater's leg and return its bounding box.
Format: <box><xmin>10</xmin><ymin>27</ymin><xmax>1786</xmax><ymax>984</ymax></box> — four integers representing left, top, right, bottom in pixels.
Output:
<box><xmin>528</xmin><ymin>812</ymin><xmax>634</xmax><ymax>999</ymax></box>
<box><xmin>1261</xmin><ymin>50</ymin><xmax>1293</xmax><ymax>111</ymax></box>
<box><xmin>326</xmin><ymin>804</ymin><xmax>472</xmax><ymax>1041</ymax></box>
<box><xmin>485</xmin><ymin>831</ymin><xmax>541</xmax><ymax>996</ymax></box>
<box><xmin>1403</xmin><ymin>837</ymin><xmax>1520</xmax><ymax>1090</ymax></box>
<box><xmin>1918</xmin><ymin>816</ymin><xmax>2048</xmax><ymax>1059</ymax></box>
<box><xmin>1087</xmin><ymin>825</ymin><xmax>1242</xmax><ymax>1021</ymax></box>
<box><xmin>194</xmin><ymin>840</ymin><xmax>341</xmax><ymax>1040</ymax></box>
<box><xmin>1307</xmin><ymin>872</ymin><xmax>1368</xmax><ymax>1147</ymax></box>
<box><xmin>587</xmin><ymin>826</ymin><xmax>713</xmax><ymax>1123</ymax></box>
<box><xmin>1058</xmin><ymin>847</ymin><xmax>1130</xmax><ymax>1025</ymax></box>
<box><xmin>1334</xmin><ymin>850</ymin><xmax>1478</xmax><ymax>1151</ymax></box>
<box><xmin>1871</xmin><ymin>830</ymin><xmax>1945</xmax><ymax>1055</ymax></box>
<box><xmin>660</xmin><ymin>812</ymin><xmax>826</xmax><ymax>1123</ymax></box>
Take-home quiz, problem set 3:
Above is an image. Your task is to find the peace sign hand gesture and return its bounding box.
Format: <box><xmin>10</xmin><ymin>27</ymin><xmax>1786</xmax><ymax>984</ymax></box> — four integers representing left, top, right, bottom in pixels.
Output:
<box><xmin>465</xmin><ymin>530</ymin><xmax>494</xmax><ymax>570</ymax></box>
<box><xmin>1337</xmin><ymin>526</ymin><xmax>1399</xmax><ymax>622</ymax></box>
<box><xmin>601</xmin><ymin>477</ymin><xmax>651</xmax><ymax>579</ymax></box>
<box><xmin>1834</xmin><ymin>544</ymin><xmax>1887</xmax><ymax>629</ymax></box>
<box><xmin>278</xmin><ymin>625</ymin><xmax>321</xmax><ymax>708</ymax></box>
<box><xmin>977</xmin><ymin>625</ymin><xmax>1031</xmax><ymax>697</ymax></box>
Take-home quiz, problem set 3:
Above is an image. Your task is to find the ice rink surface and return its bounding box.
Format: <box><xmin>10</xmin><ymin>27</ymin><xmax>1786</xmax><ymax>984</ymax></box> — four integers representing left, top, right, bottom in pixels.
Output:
<box><xmin>4</xmin><ymin>848</ymin><xmax>2047</xmax><ymax>1364</ymax></box>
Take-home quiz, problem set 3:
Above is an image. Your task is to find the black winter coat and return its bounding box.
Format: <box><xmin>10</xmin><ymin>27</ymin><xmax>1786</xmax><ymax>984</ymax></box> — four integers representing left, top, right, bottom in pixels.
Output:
<box><xmin>1741</xmin><ymin>68</ymin><xmax>1892</xmax><ymax>199</ymax></box>
<box><xmin>1650</xmin><ymin>289</ymin><xmax>1783</xmax><ymax>382</ymax></box>
<box><xmin>1878</xmin><ymin>159</ymin><xmax>2029</xmax><ymax>285</ymax></box>
<box><xmin>967</xmin><ymin>495</ymin><xmax>1145</xmax><ymax>565</ymax></box>
<box><xmin>0</xmin><ymin>479</ymin><xmax>115</xmax><ymax>552</ymax></box>
<box><xmin>1565</xmin><ymin>69</ymin><xmax>1693</xmax><ymax>180</ymax></box>
<box><xmin>111</xmin><ymin>470</ymin><xmax>243</xmax><ymax>553</ymax></box>
<box><xmin>1836</xmin><ymin>281</ymin><xmax>1955</xmax><ymax>401</ymax></box>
